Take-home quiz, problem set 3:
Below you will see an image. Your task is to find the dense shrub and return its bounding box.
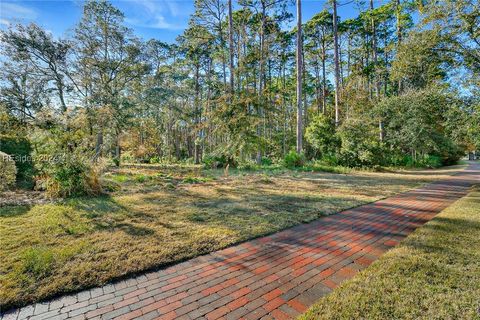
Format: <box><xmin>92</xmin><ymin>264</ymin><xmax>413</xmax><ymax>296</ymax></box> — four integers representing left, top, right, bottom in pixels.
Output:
<box><xmin>284</xmin><ymin>150</ymin><xmax>305</xmax><ymax>168</ymax></box>
<box><xmin>381</xmin><ymin>88</ymin><xmax>464</xmax><ymax>166</ymax></box>
<box><xmin>467</xmin><ymin>104</ymin><xmax>480</xmax><ymax>151</ymax></box>
<box><xmin>203</xmin><ymin>154</ymin><xmax>236</xmax><ymax>168</ymax></box>
<box><xmin>26</xmin><ymin>126</ymin><xmax>104</xmax><ymax>197</ymax></box>
<box><xmin>45</xmin><ymin>155</ymin><xmax>103</xmax><ymax>197</ymax></box>
<box><xmin>305</xmin><ymin>114</ymin><xmax>340</xmax><ymax>158</ymax></box>
<box><xmin>436</xmin><ymin>138</ymin><xmax>464</xmax><ymax>165</ymax></box>
<box><xmin>203</xmin><ymin>155</ymin><xmax>224</xmax><ymax>168</ymax></box>
<box><xmin>0</xmin><ymin>135</ymin><xmax>35</xmax><ymax>188</ymax></box>
<box><xmin>386</xmin><ymin>154</ymin><xmax>413</xmax><ymax>167</ymax></box>
<box><xmin>261</xmin><ymin>157</ymin><xmax>273</xmax><ymax>166</ymax></box>
<box><xmin>418</xmin><ymin>155</ymin><xmax>442</xmax><ymax>168</ymax></box>
<box><xmin>319</xmin><ymin>154</ymin><xmax>340</xmax><ymax>166</ymax></box>
<box><xmin>337</xmin><ymin>118</ymin><xmax>383</xmax><ymax>167</ymax></box>
<box><xmin>0</xmin><ymin>151</ymin><xmax>17</xmax><ymax>191</ymax></box>
<box><xmin>384</xmin><ymin>141</ymin><xmax>462</xmax><ymax>168</ymax></box>
<box><xmin>237</xmin><ymin>159</ymin><xmax>257</xmax><ymax>170</ymax></box>
<box><xmin>386</xmin><ymin>153</ymin><xmax>449</xmax><ymax>168</ymax></box>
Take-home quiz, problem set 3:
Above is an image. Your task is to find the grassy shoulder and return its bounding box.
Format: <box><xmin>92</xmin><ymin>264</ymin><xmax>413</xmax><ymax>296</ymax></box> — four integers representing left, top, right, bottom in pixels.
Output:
<box><xmin>0</xmin><ymin>164</ymin><xmax>466</xmax><ymax>309</ymax></box>
<box><xmin>300</xmin><ymin>185</ymin><xmax>480</xmax><ymax>320</ymax></box>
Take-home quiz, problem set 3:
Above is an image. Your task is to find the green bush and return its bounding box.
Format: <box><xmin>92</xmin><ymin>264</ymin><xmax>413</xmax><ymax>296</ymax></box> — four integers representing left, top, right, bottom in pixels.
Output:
<box><xmin>436</xmin><ymin>138</ymin><xmax>463</xmax><ymax>166</ymax></box>
<box><xmin>112</xmin><ymin>157</ymin><xmax>120</xmax><ymax>167</ymax></box>
<box><xmin>135</xmin><ymin>174</ymin><xmax>147</xmax><ymax>183</ymax></box>
<box><xmin>418</xmin><ymin>155</ymin><xmax>442</xmax><ymax>168</ymax></box>
<box><xmin>45</xmin><ymin>155</ymin><xmax>103</xmax><ymax>198</ymax></box>
<box><xmin>261</xmin><ymin>157</ymin><xmax>273</xmax><ymax>166</ymax></box>
<box><xmin>149</xmin><ymin>156</ymin><xmax>161</xmax><ymax>164</ymax></box>
<box><xmin>337</xmin><ymin>119</ymin><xmax>383</xmax><ymax>167</ymax></box>
<box><xmin>305</xmin><ymin>114</ymin><xmax>340</xmax><ymax>158</ymax></box>
<box><xmin>381</xmin><ymin>88</ymin><xmax>465</xmax><ymax>167</ymax></box>
<box><xmin>386</xmin><ymin>153</ymin><xmax>443</xmax><ymax>168</ymax></box>
<box><xmin>320</xmin><ymin>154</ymin><xmax>340</xmax><ymax>166</ymax></box>
<box><xmin>203</xmin><ymin>154</ymin><xmax>236</xmax><ymax>169</ymax></box>
<box><xmin>386</xmin><ymin>154</ymin><xmax>411</xmax><ymax>167</ymax></box>
<box><xmin>284</xmin><ymin>150</ymin><xmax>305</xmax><ymax>168</ymax></box>
<box><xmin>0</xmin><ymin>151</ymin><xmax>17</xmax><ymax>191</ymax></box>
<box><xmin>0</xmin><ymin>135</ymin><xmax>35</xmax><ymax>188</ymax></box>
<box><xmin>238</xmin><ymin>159</ymin><xmax>258</xmax><ymax>171</ymax></box>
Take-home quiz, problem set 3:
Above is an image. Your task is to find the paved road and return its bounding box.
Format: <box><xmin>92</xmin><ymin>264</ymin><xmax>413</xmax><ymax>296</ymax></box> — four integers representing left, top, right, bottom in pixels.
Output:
<box><xmin>2</xmin><ymin>163</ymin><xmax>479</xmax><ymax>320</ymax></box>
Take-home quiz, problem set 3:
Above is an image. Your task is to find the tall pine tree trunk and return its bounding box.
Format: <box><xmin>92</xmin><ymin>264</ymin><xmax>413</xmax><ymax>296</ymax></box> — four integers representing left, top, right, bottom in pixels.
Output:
<box><xmin>257</xmin><ymin>2</ymin><xmax>267</xmax><ymax>164</ymax></box>
<box><xmin>370</xmin><ymin>0</ymin><xmax>384</xmax><ymax>141</ymax></box>
<box><xmin>333</xmin><ymin>0</ymin><xmax>341</xmax><ymax>127</ymax></box>
<box><xmin>314</xmin><ymin>61</ymin><xmax>321</xmax><ymax>113</ymax></box>
<box><xmin>322</xmin><ymin>40</ymin><xmax>327</xmax><ymax>114</ymax></box>
<box><xmin>296</xmin><ymin>0</ymin><xmax>303</xmax><ymax>153</ymax></box>
<box><xmin>228</xmin><ymin>0</ymin><xmax>234</xmax><ymax>94</ymax></box>
<box><xmin>194</xmin><ymin>63</ymin><xmax>201</xmax><ymax>164</ymax></box>
<box><xmin>396</xmin><ymin>0</ymin><xmax>403</xmax><ymax>94</ymax></box>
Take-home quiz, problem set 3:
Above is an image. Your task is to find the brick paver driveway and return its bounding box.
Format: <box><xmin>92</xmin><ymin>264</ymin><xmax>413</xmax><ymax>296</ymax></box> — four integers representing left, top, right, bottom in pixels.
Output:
<box><xmin>2</xmin><ymin>163</ymin><xmax>479</xmax><ymax>320</ymax></box>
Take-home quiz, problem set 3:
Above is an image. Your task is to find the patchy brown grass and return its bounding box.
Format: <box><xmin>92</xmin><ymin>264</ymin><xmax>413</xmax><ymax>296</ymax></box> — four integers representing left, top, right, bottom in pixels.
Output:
<box><xmin>0</xmin><ymin>164</ymin><xmax>466</xmax><ymax>309</ymax></box>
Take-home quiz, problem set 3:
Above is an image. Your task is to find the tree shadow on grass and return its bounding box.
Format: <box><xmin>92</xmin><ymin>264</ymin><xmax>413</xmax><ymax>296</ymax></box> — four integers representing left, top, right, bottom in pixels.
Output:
<box><xmin>0</xmin><ymin>205</ymin><xmax>31</xmax><ymax>217</ymax></box>
<box><xmin>106</xmin><ymin>169</ymin><xmax>443</xmax><ymax>198</ymax></box>
<box><xmin>65</xmin><ymin>195</ymin><xmax>157</xmax><ymax>237</ymax></box>
<box><xmin>379</xmin><ymin>165</ymin><xmax>465</xmax><ymax>176</ymax></box>
<box><xmin>181</xmin><ymin>192</ymin><xmax>366</xmax><ymax>238</ymax></box>
<box><xmin>400</xmin><ymin>215</ymin><xmax>480</xmax><ymax>260</ymax></box>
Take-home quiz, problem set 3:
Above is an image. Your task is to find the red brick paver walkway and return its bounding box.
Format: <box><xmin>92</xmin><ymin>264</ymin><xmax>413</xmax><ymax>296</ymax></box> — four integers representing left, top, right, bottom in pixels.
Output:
<box><xmin>2</xmin><ymin>163</ymin><xmax>479</xmax><ymax>320</ymax></box>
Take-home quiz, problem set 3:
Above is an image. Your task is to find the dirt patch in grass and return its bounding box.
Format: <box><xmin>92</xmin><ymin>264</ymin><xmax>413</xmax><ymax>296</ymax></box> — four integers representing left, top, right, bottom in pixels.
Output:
<box><xmin>299</xmin><ymin>185</ymin><xmax>480</xmax><ymax>320</ymax></box>
<box><xmin>0</xmin><ymin>190</ymin><xmax>52</xmax><ymax>207</ymax></box>
<box><xmin>0</xmin><ymin>164</ymin><xmax>466</xmax><ymax>309</ymax></box>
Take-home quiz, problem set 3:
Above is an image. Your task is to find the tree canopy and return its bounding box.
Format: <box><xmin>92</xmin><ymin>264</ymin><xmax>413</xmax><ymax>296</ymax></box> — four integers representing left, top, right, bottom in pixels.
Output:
<box><xmin>0</xmin><ymin>0</ymin><xmax>478</xmax><ymax>178</ymax></box>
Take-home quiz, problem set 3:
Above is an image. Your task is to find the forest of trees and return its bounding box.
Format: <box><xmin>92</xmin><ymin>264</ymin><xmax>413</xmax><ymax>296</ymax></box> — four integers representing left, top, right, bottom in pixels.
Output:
<box><xmin>0</xmin><ymin>0</ymin><xmax>479</xmax><ymax>195</ymax></box>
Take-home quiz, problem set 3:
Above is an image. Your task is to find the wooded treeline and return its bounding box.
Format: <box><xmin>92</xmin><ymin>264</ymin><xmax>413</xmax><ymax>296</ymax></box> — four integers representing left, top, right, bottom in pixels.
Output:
<box><xmin>1</xmin><ymin>0</ymin><xmax>479</xmax><ymax>172</ymax></box>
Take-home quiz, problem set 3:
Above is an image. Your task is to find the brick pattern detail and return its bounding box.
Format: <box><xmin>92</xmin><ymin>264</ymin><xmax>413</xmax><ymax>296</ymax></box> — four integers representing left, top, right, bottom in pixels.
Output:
<box><xmin>2</xmin><ymin>164</ymin><xmax>478</xmax><ymax>320</ymax></box>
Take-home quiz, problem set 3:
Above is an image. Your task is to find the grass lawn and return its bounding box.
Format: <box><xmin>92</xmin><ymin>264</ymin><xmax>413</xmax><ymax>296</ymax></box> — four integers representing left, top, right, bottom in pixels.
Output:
<box><xmin>0</xmin><ymin>164</ymin><xmax>466</xmax><ymax>309</ymax></box>
<box><xmin>300</xmin><ymin>185</ymin><xmax>480</xmax><ymax>320</ymax></box>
